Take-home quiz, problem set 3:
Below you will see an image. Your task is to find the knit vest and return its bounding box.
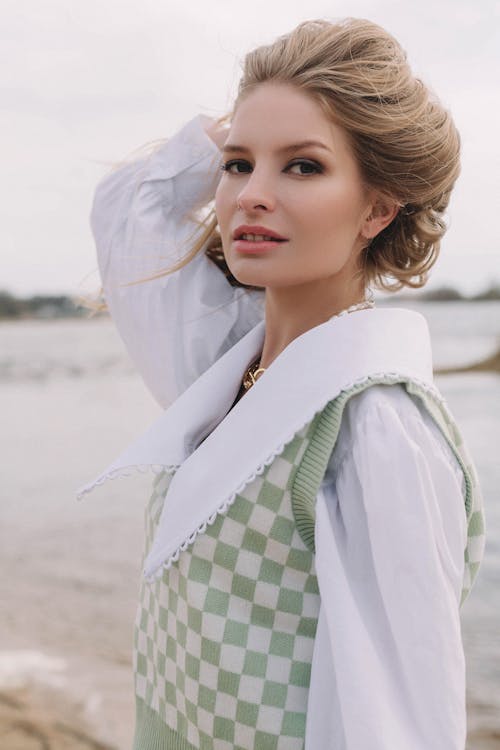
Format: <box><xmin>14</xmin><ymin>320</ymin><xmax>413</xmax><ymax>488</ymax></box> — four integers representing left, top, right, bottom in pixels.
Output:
<box><xmin>132</xmin><ymin>377</ymin><xmax>485</xmax><ymax>750</ymax></box>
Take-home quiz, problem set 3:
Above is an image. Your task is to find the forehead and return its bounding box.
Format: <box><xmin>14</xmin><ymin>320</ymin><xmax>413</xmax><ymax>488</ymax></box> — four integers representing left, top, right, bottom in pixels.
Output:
<box><xmin>229</xmin><ymin>82</ymin><xmax>348</xmax><ymax>153</ymax></box>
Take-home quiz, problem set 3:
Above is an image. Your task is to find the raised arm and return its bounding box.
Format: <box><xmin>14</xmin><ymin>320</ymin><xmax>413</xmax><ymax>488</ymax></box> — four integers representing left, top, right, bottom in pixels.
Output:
<box><xmin>90</xmin><ymin>114</ymin><xmax>265</xmax><ymax>409</ymax></box>
<box><xmin>309</xmin><ymin>384</ymin><xmax>467</xmax><ymax>749</ymax></box>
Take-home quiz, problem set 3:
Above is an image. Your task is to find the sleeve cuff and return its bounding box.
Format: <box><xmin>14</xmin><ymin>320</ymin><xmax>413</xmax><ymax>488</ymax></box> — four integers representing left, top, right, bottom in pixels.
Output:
<box><xmin>144</xmin><ymin>114</ymin><xmax>223</xmax><ymax>183</ymax></box>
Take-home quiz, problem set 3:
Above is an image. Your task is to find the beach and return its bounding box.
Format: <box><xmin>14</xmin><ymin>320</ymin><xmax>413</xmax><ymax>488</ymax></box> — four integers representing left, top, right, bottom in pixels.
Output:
<box><xmin>1</xmin><ymin>305</ymin><xmax>499</xmax><ymax>748</ymax></box>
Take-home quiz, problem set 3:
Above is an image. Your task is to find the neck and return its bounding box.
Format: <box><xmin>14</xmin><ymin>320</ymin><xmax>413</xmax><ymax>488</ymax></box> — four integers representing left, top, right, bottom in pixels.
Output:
<box><xmin>259</xmin><ymin>278</ymin><xmax>367</xmax><ymax>370</ymax></box>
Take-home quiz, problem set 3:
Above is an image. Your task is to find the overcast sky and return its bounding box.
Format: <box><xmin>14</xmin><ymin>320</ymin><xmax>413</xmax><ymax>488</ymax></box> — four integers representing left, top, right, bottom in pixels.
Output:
<box><xmin>2</xmin><ymin>0</ymin><xmax>499</xmax><ymax>297</ymax></box>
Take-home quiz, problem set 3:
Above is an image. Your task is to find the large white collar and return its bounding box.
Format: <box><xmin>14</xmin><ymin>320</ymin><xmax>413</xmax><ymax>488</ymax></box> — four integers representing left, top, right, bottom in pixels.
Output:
<box><xmin>77</xmin><ymin>307</ymin><xmax>435</xmax><ymax>579</ymax></box>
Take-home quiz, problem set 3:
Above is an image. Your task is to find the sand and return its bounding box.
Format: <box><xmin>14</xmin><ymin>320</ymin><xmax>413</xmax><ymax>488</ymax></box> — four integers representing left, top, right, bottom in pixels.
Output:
<box><xmin>0</xmin><ymin>684</ymin><xmax>114</xmax><ymax>749</ymax></box>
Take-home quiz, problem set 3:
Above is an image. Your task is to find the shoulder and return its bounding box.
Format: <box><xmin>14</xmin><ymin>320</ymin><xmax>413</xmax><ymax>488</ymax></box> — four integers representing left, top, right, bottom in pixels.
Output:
<box><xmin>338</xmin><ymin>382</ymin><xmax>427</xmax><ymax>446</ymax></box>
<box><xmin>327</xmin><ymin>382</ymin><xmax>464</xmax><ymax>488</ymax></box>
<box><xmin>343</xmin><ymin>381</ymin><xmax>421</xmax><ymax>424</ymax></box>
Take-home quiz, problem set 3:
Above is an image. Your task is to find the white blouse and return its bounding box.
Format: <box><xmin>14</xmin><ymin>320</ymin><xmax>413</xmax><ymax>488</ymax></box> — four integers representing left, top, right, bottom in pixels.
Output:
<box><xmin>89</xmin><ymin>114</ymin><xmax>469</xmax><ymax>749</ymax></box>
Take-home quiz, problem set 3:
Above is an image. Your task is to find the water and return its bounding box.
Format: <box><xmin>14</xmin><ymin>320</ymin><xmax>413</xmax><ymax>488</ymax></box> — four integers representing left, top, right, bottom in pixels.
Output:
<box><xmin>1</xmin><ymin>302</ymin><xmax>499</xmax><ymax>746</ymax></box>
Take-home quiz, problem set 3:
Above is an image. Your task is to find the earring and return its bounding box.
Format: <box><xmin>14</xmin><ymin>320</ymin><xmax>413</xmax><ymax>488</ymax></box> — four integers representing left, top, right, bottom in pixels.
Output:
<box><xmin>401</xmin><ymin>204</ymin><xmax>416</xmax><ymax>216</ymax></box>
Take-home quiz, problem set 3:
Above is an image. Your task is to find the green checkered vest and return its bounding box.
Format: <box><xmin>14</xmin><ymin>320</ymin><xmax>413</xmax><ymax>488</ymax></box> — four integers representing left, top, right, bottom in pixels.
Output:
<box><xmin>133</xmin><ymin>377</ymin><xmax>485</xmax><ymax>750</ymax></box>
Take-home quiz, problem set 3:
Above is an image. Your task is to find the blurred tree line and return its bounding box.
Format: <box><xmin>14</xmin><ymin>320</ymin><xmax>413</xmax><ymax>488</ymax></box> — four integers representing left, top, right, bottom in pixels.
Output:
<box><xmin>1</xmin><ymin>284</ymin><xmax>499</xmax><ymax>320</ymax></box>
<box><xmin>0</xmin><ymin>290</ymin><xmax>87</xmax><ymax>319</ymax></box>
<box><xmin>400</xmin><ymin>284</ymin><xmax>500</xmax><ymax>302</ymax></box>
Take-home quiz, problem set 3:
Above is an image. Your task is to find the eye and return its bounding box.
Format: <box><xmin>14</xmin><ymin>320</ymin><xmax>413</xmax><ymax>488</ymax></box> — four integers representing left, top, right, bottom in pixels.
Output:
<box><xmin>286</xmin><ymin>159</ymin><xmax>323</xmax><ymax>176</ymax></box>
<box><xmin>220</xmin><ymin>159</ymin><xmax>251</xmax><ymax>174</ymax></box>
<box><xmin>219</xmin><ymin>158</ymin><xmax>323</xmax><ymax>176</ymax></box>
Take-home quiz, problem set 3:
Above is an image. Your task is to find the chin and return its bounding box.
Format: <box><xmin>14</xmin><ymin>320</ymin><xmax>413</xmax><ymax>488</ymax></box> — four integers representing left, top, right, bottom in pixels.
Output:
<box><xmin>231</xmin><ymin>271</ymin><xmax>267</xmax><ymax>289</ymax></box>
<box><xmin>227</xmin><ymin>254</ymin><xmax>298</xmax><ymax>290</ymax></box>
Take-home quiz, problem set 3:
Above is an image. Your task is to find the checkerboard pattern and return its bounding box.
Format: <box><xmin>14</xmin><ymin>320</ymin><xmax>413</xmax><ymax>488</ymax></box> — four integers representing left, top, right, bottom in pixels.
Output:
<box><xmin>133</xmin><ymin>419</ymin><xmax>321</xmax><ymax>750</ymax></box>
<box><xmin>132</xmin><ymin>378</ymin><xmax>486</xmax><ymax>748</ymax></box>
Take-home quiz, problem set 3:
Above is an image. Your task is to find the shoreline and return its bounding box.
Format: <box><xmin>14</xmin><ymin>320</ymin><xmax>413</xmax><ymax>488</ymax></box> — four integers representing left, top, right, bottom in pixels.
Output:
<box><xmin>435</xmin><ymin>347</ymin><xmax>500</xmax><ymax>375</ymax></box>
<box><xmin>0</xmin><ymin>684</ymin><xmax>114</xmax><ymax>750</ymax></box>
<box><xmin>0</xmin><ymin>648</ymin><xmax>136</xmax><ymax>749</ymax></box>
<box><xmin>1</xmin><ymin>681</ymin><xmax>499</xmax><ymax>750</ymax></box>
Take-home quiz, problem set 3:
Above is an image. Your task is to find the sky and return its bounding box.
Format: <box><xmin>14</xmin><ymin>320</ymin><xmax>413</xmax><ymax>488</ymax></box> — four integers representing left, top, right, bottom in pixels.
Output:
<box><xmin>2</xmin><ymin>0</ymin><xmax>499</xmax><ymax>297</ymax></box>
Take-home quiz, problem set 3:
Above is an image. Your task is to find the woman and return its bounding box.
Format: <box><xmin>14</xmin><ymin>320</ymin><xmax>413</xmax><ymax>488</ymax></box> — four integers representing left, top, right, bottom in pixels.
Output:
<box><xmin>79</xmin><ymin>18</ymin><xmax>485</xmax><ymax>749</ymax></box>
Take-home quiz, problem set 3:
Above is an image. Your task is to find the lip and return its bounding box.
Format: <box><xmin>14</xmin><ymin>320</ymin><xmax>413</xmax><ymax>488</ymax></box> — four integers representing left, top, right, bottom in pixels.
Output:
<box><xmin>232</xmin><ymin>224</ymin><xmax>288</xmax><ymax>241</ymax></box>
<box><xmin>233</xmin><ymin>239</ymin><xmax>286</xmax><ymax>254</ymax></box>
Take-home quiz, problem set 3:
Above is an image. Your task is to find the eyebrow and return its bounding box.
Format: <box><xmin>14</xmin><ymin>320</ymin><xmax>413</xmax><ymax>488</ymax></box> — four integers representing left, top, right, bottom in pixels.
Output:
<box><xmin>221</xmin><ymin>140</ymin><xmax>332</xmax><ymax>155</ymax></box>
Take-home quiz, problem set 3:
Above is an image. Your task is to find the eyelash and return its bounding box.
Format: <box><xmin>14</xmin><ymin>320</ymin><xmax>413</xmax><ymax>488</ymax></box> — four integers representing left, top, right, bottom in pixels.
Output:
<box><xmin>219</xmin><ymin>159</ymin><xmax>323</xmax><ymax>176</ymax></box>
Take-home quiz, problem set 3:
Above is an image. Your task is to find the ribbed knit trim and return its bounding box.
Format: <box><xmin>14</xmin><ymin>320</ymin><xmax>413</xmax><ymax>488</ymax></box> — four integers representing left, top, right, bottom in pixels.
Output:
<box><xmin>291</xmin><ymin>376</ymin><xmax>481</xmax><ymax>608</ymax></box>
<box><xmin>133</xmin><ymin>697</ymin><xmax>198</xmax><ymax>750</ymax></box>
<box><xmin>292</xmin><ymin>378</ymin><xmax>386</xmax><ymax>553</ymax></box>
<box><xmin>404</xmin><ymin>381</ymin><xmax>473</xmax><ymax>517</ymax></box>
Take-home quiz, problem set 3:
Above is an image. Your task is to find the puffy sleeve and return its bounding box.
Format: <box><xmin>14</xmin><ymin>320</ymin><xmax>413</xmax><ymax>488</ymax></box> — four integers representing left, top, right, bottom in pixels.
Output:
<box><xmin>310</xmin><ymin>384</ymin><xmax>468</xmax><ymax>750</ymax></box>
<box><xmin>89</xmin><ymin>114</ymin><xmax>265</xmax><ymax>409</ymax></box>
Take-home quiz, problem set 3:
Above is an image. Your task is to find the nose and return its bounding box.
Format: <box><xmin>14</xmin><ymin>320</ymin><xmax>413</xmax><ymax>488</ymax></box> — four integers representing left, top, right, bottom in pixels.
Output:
<box><xmin>236</xmin><ymin>168</ymin><xmax>277</xmax><ymax>213</ymax></box>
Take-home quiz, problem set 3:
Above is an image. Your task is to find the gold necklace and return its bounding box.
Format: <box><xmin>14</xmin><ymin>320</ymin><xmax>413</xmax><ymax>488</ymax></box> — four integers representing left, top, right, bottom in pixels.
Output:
<box><xmin>242</xmin><ymin>360</ymin><xmax>266</xmax><ymax>391</ymax></box>
<box><xmin>241</xmin><ymin>297</ymin><xmax>375</xmax><ymax>392</ymax></box>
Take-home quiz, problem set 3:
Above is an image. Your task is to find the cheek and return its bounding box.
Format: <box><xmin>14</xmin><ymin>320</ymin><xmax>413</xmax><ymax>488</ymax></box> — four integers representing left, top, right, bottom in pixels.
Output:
<box><xmin>303</xmin><ymin>185</ymin><xmax>365</xmax><ymax>237</ymax></box>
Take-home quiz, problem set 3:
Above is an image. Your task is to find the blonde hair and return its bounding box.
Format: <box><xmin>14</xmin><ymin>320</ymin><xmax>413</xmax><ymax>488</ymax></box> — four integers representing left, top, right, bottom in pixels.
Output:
<box><xmin>102</xmin><ymin>17</ymin><xmax>462</xmax><ymax>295</ymax></box>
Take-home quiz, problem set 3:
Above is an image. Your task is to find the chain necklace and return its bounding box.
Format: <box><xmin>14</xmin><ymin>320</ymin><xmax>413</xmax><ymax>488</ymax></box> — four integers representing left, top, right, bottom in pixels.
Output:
<box><xmin>241</xmin><ymin>296</ymin><xmax>375</xmax><ymax>393</ymax></box>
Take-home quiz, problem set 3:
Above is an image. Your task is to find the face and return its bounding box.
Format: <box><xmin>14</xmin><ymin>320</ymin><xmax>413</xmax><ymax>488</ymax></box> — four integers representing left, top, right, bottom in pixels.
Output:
<box><xmin>215</xmin><ymin>82</ymin><xmax>377</xmax><ymax>298</ymax></box>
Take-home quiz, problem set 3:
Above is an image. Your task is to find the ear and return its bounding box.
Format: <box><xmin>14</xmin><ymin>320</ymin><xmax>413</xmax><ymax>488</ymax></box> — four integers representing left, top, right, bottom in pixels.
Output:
<box><xmin>360</xmin><ymin>194</ymin><xmax>400</xmax><ymax>240</ymax></box>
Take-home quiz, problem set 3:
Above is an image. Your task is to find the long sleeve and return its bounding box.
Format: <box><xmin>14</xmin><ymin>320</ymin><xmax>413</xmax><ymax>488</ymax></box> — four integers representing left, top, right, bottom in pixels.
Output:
<box><xmin>89</xmin><ymin>114</ymin><xmax>265</xmax><ymax>409</ymax></box>
<box><xmin>309</xmin><ymin>384</ymin><xmax>468</xmax><ymax>750</ymax></box>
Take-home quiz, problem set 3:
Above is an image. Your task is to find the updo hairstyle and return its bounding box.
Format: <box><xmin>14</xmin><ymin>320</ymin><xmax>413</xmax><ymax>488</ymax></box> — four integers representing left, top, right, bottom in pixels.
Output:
<box><xmin>201</xmin><ymin>17</ymin><xmax>460</xmax><ymax>291</ymax></box>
